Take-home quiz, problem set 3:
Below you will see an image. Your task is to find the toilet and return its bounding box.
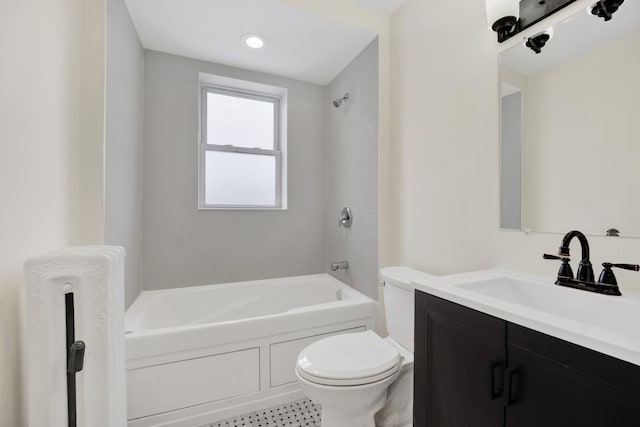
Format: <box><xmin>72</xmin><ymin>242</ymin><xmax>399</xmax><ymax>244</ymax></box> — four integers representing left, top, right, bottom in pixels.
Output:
<box><xmin>295</xmin><ymin>266</ymin><xmax>433</xmax><ymax>427</ymax></box>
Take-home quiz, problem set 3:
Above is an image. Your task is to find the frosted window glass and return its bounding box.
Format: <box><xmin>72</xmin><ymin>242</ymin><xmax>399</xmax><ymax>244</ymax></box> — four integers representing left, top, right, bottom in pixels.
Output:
<box><xmin>205</xmin><ymin>151</ymin><xmax>276</xmax><ymax>206</ymax></box>
<box><xmin>207</xmin><ymin>93</ymin><xmax>274</xmax><ymax>149</ymax></box>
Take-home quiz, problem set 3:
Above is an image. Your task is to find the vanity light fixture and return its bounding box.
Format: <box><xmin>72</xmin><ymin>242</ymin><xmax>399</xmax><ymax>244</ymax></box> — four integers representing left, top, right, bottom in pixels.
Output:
<box><xmin>241</xmin><ymin>34</ymin><xmax>267</xmax><ymax>50</ymax></box>
<box><xmin>485</xmin><ymin>0</ymin><xmax>520</xmax><ymax>42</ymax></box>
<box><xmin>590</xmin><ymin>0</ymin><xmax>625</xmax><ymax>21</ymax></box>
<box><xmin>487</xmin><ymin>0</ymin><xmax>578</xmax><ymax>43</ymax></box>
<box><xmin>525</xmin><ymin>27</ymin><xmax>554</xmax><ymax>54</ymax></box>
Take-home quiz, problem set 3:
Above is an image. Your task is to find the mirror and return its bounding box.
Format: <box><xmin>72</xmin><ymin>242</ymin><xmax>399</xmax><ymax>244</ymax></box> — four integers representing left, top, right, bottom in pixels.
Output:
<box><xmin>499</xmin><ymin>0</ymin><xmax>640</xmax><ymax>237</ymax></box>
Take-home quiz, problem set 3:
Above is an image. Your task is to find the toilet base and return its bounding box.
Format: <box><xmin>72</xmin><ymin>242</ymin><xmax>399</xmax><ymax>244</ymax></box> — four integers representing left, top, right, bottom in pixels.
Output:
<box><xmin>375</xmin><ymin>362</ymin><xmax>413</xmax><ymax>427</ymax></box>
<box><xmin>320</xmin><ymin>392</ymin><xmax>386</xmax><ymax>427</ymax></box>
<box><xmin>295</xmin><ymin>369</ymin><xmax>399</xmax><ymax>427</ymax></box>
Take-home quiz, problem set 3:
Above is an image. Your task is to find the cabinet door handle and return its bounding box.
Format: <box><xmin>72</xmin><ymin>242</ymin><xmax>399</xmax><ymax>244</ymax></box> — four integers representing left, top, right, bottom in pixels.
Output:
<box><xmin>505</xmin><ymin>366</ymin><xmax>522</xmax><ymax>406</ymax></box>
<box><xmin>490</xmin><ymin>360</ymin><xmax>505</xmax><ymax>399</ymax></box>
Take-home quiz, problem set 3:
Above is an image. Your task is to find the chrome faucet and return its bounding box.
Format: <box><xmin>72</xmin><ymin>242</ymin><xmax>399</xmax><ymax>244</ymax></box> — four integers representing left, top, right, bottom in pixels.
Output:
<box><xmin>331</xmin><ymin>261</ymin><xmax>349</xmax><ymax>271</ymax></box>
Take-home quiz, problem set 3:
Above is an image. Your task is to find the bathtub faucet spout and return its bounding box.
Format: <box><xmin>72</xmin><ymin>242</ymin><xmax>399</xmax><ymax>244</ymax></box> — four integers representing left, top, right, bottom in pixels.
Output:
<box><xmin>331</xmin><ymin>261</ymin><xmax>349</xmax><ymax>271</ymax></box>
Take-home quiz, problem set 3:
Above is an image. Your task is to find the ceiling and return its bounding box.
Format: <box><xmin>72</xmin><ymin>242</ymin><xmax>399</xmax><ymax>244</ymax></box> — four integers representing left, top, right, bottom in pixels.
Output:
<box><xmin>500</xmin><ymin>0</ymin><xmax>640</xmax><ymax>76</ymax></box>
<box><xmin>125</xmin><ymin>0</ymin><xmax>395</xmax><ymax>85</ymax></box>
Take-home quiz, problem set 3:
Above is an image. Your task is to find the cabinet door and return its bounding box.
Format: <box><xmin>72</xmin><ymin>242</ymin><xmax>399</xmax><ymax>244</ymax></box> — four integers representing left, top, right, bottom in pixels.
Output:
<box><xmin>506</xmin><ymin>323</ymin><xmax>640</xmax><ymax>427</ymax></box>
<box><xmin>415</xmin><ymin>292</ymin><xmax>506</xmax><ymax>427</ymax></box>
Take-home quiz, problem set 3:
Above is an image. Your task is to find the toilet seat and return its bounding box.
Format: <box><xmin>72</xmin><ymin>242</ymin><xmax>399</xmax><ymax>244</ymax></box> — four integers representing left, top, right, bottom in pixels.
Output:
<box><xmin>296</xmin><ymin>331</ymin><xmax>402</xmax><ymax>387</ymax></box>
<box><xmin>296</xmin><ymin>360</ymin><xmax>402</xmax><ymax>386</ymax></box>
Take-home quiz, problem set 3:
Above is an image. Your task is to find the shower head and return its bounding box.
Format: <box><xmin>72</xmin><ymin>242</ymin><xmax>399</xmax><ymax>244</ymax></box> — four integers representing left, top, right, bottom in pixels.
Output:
<box><xmin>332</xmin><ymin>92</ymin><xmax>350</xmax><ymax>108</ymax></box>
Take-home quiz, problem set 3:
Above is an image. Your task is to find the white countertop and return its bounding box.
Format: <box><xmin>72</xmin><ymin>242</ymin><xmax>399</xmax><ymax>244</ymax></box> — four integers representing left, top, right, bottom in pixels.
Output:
<box><xmin>412</xmin><ymin>269</ymin><xmax>640</xmax><ymax>367</ymax></box>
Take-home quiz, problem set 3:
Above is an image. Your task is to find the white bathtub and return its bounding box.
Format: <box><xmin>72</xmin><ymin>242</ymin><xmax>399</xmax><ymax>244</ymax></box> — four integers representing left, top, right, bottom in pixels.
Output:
<box><xmin>125</xmin><ymin>274</ymin><xmax>378</xmax><ymax>427</ymax></box>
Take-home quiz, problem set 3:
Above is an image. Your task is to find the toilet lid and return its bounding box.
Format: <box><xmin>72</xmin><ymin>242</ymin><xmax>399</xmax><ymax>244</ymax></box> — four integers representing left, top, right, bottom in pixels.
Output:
<box><xmin>296</xmin><ymin>331</ymin><xmax>402</xmax><ymax>384</ymax></box>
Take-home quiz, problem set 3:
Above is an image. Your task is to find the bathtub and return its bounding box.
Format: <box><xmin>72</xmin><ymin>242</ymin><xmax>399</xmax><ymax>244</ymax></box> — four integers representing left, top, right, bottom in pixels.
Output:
<box><xmin>125</xmin><ymin>274</ymin><xmax>378</xmax><ymax>427</ymax></box>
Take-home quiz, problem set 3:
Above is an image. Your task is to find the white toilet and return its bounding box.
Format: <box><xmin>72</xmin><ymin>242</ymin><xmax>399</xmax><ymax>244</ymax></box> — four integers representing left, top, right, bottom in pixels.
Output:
<box><xmin>295</xmin><ymin>267</ymin><xmax>433</xmax><ymax>427</ymax></box>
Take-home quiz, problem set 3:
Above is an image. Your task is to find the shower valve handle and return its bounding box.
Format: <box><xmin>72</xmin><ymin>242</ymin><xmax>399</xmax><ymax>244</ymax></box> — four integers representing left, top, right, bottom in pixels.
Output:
<box><xmin>338</xmin><ymin>207</ymin><xmax>352</xmax><ymax>228</ymax></box>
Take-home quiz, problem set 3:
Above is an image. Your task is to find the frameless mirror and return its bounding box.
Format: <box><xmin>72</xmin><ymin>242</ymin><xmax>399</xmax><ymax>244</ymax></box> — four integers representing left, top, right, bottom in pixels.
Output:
<box><xmin>499</xmin><ymin>0</ymin><xmax>640</xmax><ymax>237</ymax></box>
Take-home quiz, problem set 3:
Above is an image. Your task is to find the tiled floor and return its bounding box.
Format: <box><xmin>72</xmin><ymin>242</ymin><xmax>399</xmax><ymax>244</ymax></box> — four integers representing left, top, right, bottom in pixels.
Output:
<box><xmin>203</xmin><ymin>399</ymin><xmax>321</xmax><ymax>427</ymax></box>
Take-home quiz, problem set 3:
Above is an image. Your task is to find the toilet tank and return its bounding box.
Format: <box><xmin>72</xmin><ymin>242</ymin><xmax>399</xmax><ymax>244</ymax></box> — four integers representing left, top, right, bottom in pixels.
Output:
<box><xmin>380</xmin><ymin>267</ymin><xmax>433</xmax><ymax>352</ymax></box>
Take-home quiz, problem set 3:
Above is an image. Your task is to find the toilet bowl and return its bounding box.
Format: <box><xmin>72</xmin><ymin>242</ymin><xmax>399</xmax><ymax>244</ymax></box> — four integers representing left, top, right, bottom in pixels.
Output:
<box><xmin>295</xmin><ymin>267</ymin><xmax>433</xmax><ymax>427</ymax></box>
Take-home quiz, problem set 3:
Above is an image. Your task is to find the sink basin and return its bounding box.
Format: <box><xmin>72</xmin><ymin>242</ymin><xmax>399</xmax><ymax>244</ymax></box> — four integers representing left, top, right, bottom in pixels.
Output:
<box><xmin>413</xmin><ymin>269</ymin><xmax>640</xmax><ymax>366</ymax></box>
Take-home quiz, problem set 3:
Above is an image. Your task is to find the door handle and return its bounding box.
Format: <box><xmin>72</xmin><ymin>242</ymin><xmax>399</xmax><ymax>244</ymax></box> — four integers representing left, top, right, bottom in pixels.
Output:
<box><xmin>505</xmin><ymin>366</ymin><xmax>523</xmax><ymax>406</ymax></box>
<box><xmin>490</xmin><ymin>360</ymin><xmax>504</xmax><ymax>399</ymax></box>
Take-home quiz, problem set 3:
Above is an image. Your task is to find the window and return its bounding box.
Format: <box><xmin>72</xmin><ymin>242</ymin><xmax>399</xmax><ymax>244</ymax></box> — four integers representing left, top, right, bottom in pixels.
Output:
<box><xmin>199</xmin><ymin>75</ymin><xmax>287</xmax><ymax>209</ymax></box>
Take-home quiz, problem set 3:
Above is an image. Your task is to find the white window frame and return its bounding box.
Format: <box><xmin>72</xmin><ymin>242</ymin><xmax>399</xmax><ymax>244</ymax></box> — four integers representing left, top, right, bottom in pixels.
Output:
<box><xmin>198</xmin><ymin>76</ymin><xmax>287</xmax><ymax>210</ymax></box>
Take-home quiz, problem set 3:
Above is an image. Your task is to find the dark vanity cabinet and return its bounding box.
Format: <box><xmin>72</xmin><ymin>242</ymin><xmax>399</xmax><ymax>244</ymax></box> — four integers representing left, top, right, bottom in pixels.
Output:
<box><xmin>413</xmin><ymin>291</ymin><xmax>506</xmax><ymax>427</ymax></box>
<box><xmin>414</xmin><ymin>291</ymin><xmax>640</xmax><ymax>427</ymax></box>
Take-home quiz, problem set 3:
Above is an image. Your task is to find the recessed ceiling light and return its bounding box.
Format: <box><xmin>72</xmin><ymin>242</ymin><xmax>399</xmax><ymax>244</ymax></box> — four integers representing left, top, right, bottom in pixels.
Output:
<box><xmin>241</xmin><ymin>34</ymin><xmax>267</xmax><ymax>50</ymax></box>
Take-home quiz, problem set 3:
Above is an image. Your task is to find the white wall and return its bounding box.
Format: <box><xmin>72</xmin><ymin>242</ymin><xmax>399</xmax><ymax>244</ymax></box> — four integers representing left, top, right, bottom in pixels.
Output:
<box><xmin>69</xmin><ymin>0</ymin><xmax>106</xmax><ymax>246</ymax></box>
<box><xmin>0</xmin><ymin>0</ymin><xmax>105</xmax><ymax>424</ymax></box>
<box><xmin>105</xmin><ymin>0</ymin><xmax>145</xmax><ymax>307</ymax></box>
<box><xmin>386</xmin><ymin>0</ymin><xmax>640</xmax><ymax>292</ymax></box>
<box><xmin>326</xmin><ymin>39</ymin><xmax>379</xmax><ymax>299</ymax></box>
<box><xmin>142</xmin><ymin>51</ymin><xmax>326</xmax><ymax>290</ymax></box>
<box><xmin>387</xmin><ymin>0</ymin><xmax>498</xmax><ymax>275</ymax></box>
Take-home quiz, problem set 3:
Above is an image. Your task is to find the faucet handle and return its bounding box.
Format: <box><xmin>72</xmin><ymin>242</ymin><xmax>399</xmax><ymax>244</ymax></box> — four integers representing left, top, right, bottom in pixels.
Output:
<box><xmin>609</xmin><ymin>263</ymin><xmax>640</xmax><ymax>271</ymax></box>
<box><xmin>543</xmin><ymin>254</ymin><xmax>573</xmax><ymax>279</ymax></box>
<box><xmin>598</xmin><ymin>262</ymin><xmax>640</xmax><ymax>286</ymax></box>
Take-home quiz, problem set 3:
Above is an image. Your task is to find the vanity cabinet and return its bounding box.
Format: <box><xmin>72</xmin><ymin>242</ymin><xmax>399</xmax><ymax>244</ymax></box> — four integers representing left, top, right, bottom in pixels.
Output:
<box><xmin>414</xmin><ymin>291</ymin><xmax>640</xmax><ymax>427</ymax></box>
